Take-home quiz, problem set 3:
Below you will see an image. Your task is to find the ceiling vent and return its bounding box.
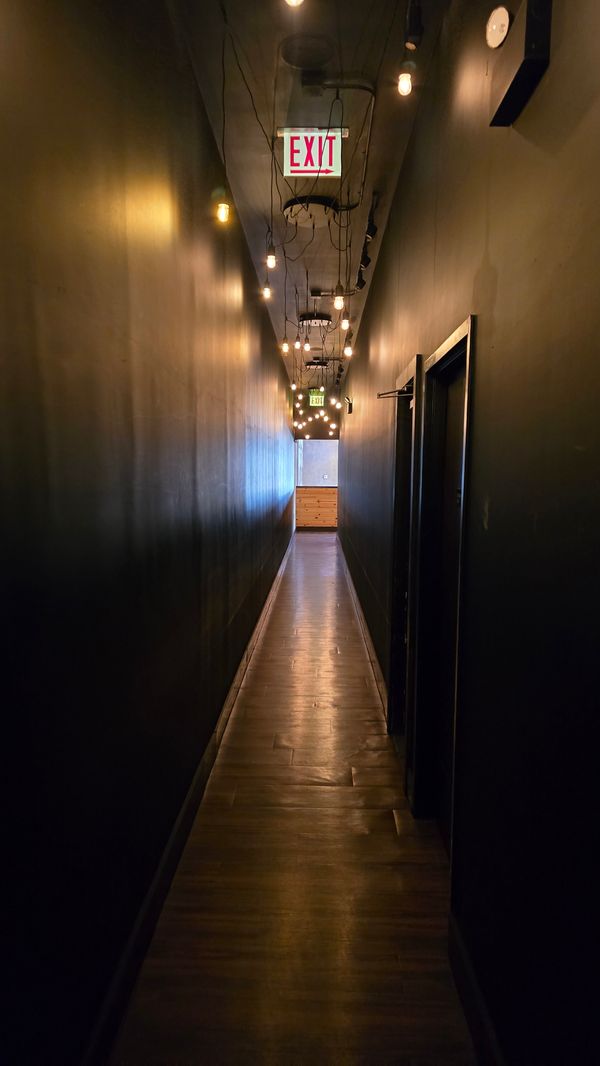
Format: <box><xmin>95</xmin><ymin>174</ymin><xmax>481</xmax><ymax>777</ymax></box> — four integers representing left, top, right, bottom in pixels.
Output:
<box><xmin>283</xmin><ymin>195</ymin><xmax>340</xmax><ymax>230</ymax></box>
<box><xmin>281</xmin><ymin>34</ymin><xmax>335</xmax><ymax>71</ymax></box>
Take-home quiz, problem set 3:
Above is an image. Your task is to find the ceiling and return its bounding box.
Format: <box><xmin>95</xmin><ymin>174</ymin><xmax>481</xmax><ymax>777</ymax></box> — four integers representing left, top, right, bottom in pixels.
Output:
<box><xmin>173</xmin><ymin>0</ymin><xmax>447</xmax><ymax>437</ymax></box>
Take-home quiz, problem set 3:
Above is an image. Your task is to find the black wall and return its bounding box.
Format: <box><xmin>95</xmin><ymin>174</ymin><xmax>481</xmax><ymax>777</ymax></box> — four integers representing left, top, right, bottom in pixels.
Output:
<box><xmin>0</xmin><ymin>3</ymin><xmax>293</xmax><ymax>1062</ymax></box>
<box><xmin>339</xmin><ymin>0</ymin><xmax>600</xmax><ymax>1061</ymax></box>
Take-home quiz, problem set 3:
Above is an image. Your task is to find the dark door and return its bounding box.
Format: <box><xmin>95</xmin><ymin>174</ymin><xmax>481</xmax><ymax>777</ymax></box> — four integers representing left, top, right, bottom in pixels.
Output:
<box><xmin>388</xmin><ymin>386</ymin><xmax>414</xmax><ymax>735</ymax></box>
<box><xmin>409</xmin><ymin>333</ymin><xmax>470</xmax><ymax>857</ymax></box>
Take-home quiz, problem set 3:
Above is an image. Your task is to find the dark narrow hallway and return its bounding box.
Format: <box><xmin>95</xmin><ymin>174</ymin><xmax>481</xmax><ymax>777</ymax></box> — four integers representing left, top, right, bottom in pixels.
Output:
<box><xmin>111</xmin><ymin>533</ymin><xmax>474</xmax><ymax>1064</ymax></box>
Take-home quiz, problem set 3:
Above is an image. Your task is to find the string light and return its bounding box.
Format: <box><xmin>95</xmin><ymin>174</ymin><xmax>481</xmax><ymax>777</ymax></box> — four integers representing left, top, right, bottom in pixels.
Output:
<box><xmin>216</xmin><ymin>202</ymin><xmax>230</xmax><ymax>223</ymax></box>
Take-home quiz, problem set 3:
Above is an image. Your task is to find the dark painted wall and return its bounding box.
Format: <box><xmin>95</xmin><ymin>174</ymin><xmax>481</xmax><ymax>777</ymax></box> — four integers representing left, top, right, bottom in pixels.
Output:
<box><xmin>339</xmin><ymin>0</ymin><xmax>600</xmax><ymax>1061</ymax></box>
<box><xmin>0</xmin><ymin>3</ymin><xmax>293</xmax><ymax>1062</ymax></box>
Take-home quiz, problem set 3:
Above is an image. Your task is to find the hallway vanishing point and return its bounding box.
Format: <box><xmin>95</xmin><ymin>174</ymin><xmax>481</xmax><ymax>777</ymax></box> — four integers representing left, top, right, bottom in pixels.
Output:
<box><xmin>112</xmin><ymin>533</ymin><xmax>474</xmax><ymax>1064</ymax></box>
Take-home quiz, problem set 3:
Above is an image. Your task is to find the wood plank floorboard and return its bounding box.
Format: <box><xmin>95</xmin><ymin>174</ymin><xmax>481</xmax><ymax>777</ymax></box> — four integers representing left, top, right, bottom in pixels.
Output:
<box><xmin>110</xmin><ymin>532</ymin><xmax>474</xmax><ymax>1065</ymax></box>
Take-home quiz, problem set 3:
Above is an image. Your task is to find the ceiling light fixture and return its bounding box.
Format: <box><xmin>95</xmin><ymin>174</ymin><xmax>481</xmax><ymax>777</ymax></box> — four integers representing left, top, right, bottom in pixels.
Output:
<box><xmin>398</xmin><ymin>71</ymin><xmax>413</xmax><ymax>96</ymax></box>
<box><xmin>404</xmin><ymin>0</ymin><xmax>423</xmax><ymax>50</ymax></box>
<box><xmin>285</xmin><ymin>0</ymin><xmax>305</xmax><ymax>7</ymax></box>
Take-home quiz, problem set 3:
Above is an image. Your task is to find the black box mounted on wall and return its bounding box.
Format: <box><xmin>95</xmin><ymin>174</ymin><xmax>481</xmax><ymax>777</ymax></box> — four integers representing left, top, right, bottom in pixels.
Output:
<box><xmin>488</xmin><ymin>0</ymin><xmax>552</xmax><ymax>126</ymax></box>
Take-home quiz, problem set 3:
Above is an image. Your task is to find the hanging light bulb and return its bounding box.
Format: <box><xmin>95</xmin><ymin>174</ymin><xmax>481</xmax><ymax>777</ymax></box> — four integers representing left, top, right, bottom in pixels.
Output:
<box><xmin>305</xmin><ymin>433</ymin><xmax>310</xmax><ymax>439</ymax></box>
<box><xmin>330</xmin><ymin>397</ymin><xmax>337</xmax><ymax>406</ymax></box>
<box><xmin>336</xmin><ymin>401</ymin><xmax>342</xmax><ymax>409</ymax></box>
<box><xmin>298</xmin><ymin>393</ymin><xmax>304</xmax><ymax>400</ymax></box>
<box><xmin>323</xmin><ymin>415</ymin><xmax>329</xmax><ymax>422</ymax></box>
<box><xmin>216</xmin><ymin>201</ymin><xmax>230</xmax><ymax>223</ymax></box>
<box><xmin>281</xmin><ymin>337</ymin><xmax>289</xmax><ymax>353</ymax></box>
<box><xmin>304</xmin><ymin>339</ymin><xmax>311</xmax><ymax>352</ymax></box>
<box><xmin>293</xmin><ymin>421</ymin><xmax>298</xmax><ymax>427</ymax></box>
<box><xmin>329</xmin><ymin>430</ymin><xmax>334</xmax><ymax>436</ymax></box>
<box><xmin>341</xmin><ymin>312</ymin><xmax>350</xmax><ymax>331</ymax></box>
<box><xmin>320</xmin><ymin>385</ymin><xmax>325</xmax><ymax>393</ymax></box>
<box><xmin>294</xmin><ymin>334</ymin><xmax>301</xmax><ymax>350</ymax></box>
<box><xmin>263</xmin><ymin>281</ymin><xmax>271</xmax><ymax>299</ymax></box>
<box><xmin>286</xmin><ymin>0</ymin><xmax>305</xmax><ymax>6</ymax></box>
<box><xmin>308</xmin><ymin>416</ymin><xmax>313</xmax><ymax>422</ymax></box>
<box><xmin>266</xmin><ymin>245</ymin><xmax>277</xmax><ymax>271</ymax></box>
<box><xmin>344</xmin><ymin>341</ymin><xmax>353</xmax><ymax>357</ymax></box>
<box><xmin>333</xmin><ymin>282</ymin><xmax>345</xmax><ymax>311</ymax></box>
<box><xmin>295</xmin><ymin>402</ymin><xmax>301</xmax><ymax>409</ymax></box>
<box><xmin>398</xmin><ymin>72</ymin><xmax>413</xmax><ymax>96</ymax></box>
<box><xmin>330</xmin><ymin>423</ymin><xmax>337</xmax><ymax>429</ymax></box>
<box><xmin>291</xmin><ymin>383</ymin><xmax>297</xmax><ymax>391</ymax></box>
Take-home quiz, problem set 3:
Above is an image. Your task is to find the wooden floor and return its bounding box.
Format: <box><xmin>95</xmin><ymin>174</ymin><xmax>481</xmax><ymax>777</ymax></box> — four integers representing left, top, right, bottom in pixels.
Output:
<box><xmin>111</xmin><ymin>533</ymin><xmax>475</xmax><ymax>1065</ymax></box>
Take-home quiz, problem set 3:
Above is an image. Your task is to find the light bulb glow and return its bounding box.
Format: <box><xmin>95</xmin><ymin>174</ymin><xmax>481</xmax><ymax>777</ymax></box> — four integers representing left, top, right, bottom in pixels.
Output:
<box><xmin>282</xmin><ymin>339</ymin><xmax>289</xmax><ymax>353</ymax></box>
<box><xmin>344</xmin><ymin>343</ymin><xmax>353</xmax><ymax>357</ymax></box>
<box><xmin>336</xmin><ymin>402</ymin><xmax>342</xmax><ymax>409</ymax></box>
<box><xmin>330</xmin><ymin>423</ymin><xmax>337</xmax><ymax>429</ymax></box>
<box><xmin>286</xmin><ymin>0</ymin><xmax>305</xmax><ymax>6</ymax></box>
<box><xmin>329</xmin><ymin>431</ymin><xmax>334</xmax><ymax>436</ymax></box>
<box><xmin>266</xmin><ymin>246</ymin><xmax>277</xmax><ymax>270</ymax></box>
<box><xmin>294</xmin><ymin>336</ymin><xmax>301</xmax><ymax>350</ymax></box>
<box><xmin>216</xmin><ymin>202</ymin><xmax>230</xmax><ymax>223</ymax></box>
<box><xmin>323</xmin><ymin>415</ymin><xmax>329</xmax><ymax>422</ymax></box>
<box><xmin>291</xmin><ymin>383</ymin><xmax>297</xmax><ymax>391</ymax></box>
<box><xmin>330</xmin><ymin>397</ymin><xmax>336</xmax><ymax>405</ymax></box>
<box><xmin>263</xmin><ymin>285</ymin><xmax>271</xmax><ymax>299</ymax></box>
<box><xmin>305</xmin><ymin>434</ymin><xmax>310</xmax><ymax>439</ymax></box>
<box><xmin>298</xmin><ymin>393</ymin><xmax>303</xmax><ymax>400</ymax></box>
<box><xmin>320</xmin><ymin>385</ymin><xmax>325</xmax><ymax>392</ymax></box>
<box><xmin>341</xmin><ymin>316</ymin><xmax>350</xmax><ymax>331</ymax></box>
<box><xmin>334</xmin><ymin>295</ymin><xmax>344</xmax><ymax>311</ymax></box>
<box><xmin>295</xmin><ymin>402</ymin><xmax>301</xmax><ymax>409</ymax></box>
<box><xmin>398</xmin><ymin>72</ymin><xmax>412</xmax><ymax>96</ymax></box>
<box><xmin>304</xmin><ymin>340</ymin><xmax>311</xmax><ymax>352</ymax></box>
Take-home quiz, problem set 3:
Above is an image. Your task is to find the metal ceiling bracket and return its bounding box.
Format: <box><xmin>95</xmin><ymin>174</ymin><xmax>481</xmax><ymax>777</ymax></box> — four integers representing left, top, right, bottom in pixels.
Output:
<box><xmin>377</xmin><ymin>388</ymin><xmax>413</xmax><ymax>399</ymax></box>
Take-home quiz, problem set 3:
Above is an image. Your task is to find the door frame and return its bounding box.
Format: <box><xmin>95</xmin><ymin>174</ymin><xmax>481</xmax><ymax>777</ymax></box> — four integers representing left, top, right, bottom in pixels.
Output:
<box><xmin>406</xmin><ymin>316</ymin><xmax>475</xmax><ymax>857</ymax></box>
<box><xmin>388</xmin><ymin>355</ymin><xmax>423</xmax><ymax>738</ymax></box>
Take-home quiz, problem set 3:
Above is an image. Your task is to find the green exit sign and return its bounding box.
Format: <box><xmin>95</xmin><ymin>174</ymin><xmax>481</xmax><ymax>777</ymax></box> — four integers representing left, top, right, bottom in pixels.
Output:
<box><xmin>309</xmin><ymin>389</ymin><xmax>324</xmax><ymax>407</ymax></box>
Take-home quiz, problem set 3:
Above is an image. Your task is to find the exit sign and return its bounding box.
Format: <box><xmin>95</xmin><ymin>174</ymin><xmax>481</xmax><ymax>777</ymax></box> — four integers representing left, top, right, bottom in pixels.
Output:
<box><xmin>309</xmin><ymin>390</ymin><xmax>325</xmax><ymax>407</ymax></box>
<box><xmin>283</xmin><ymin>127</ymin><xmax>342</xmax><ymax>178</ymax></box>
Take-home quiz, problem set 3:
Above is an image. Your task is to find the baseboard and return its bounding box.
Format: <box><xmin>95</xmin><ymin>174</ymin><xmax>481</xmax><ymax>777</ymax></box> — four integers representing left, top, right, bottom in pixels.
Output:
<box><xmin>448</xmin><ymin>912</ymin><xmax>507</xmax><ymax>1066</ymax></box>
<box><xmin>338</xmin><ymin>536</ymin><xmax>388</xmax><ymax>719</ymax></box>
<box><xmin>82</xmin><ymin>533</ymin><xmax>294</xmax><ymax>1066</ymax></box>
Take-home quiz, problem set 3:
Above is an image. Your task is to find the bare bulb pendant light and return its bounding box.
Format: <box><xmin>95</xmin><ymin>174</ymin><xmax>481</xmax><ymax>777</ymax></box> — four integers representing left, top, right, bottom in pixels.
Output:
<box><xmin>398</xmin><ymin>72</ymin><xmax>412</xmax><ymax>96</ymax></box>
<box><xmin>344</xmin><ymin>342</ymin><xmax>353</xmax><ymax>357</ymax></box>
<box><xmin>263</xmin><ymin>280</ymin><xmax>272</xmax><ymax>299</ymax></box>
<box><xmin>267</xmin><ymin>245</ymin><xmax>277</xmax><ymax>271</ymax></box>
<box><xmin>285</xmin><ymin>0</ymin><xmax>305</xmax><ymax>6</ymax></box>
<box><xmin>294</xmin><ymin>334</ymin><xmax>301</xmax><ymax>350</ymax></box>
<box><xmin>333</xmin><ymin>282</ymin><xmax>345</xmax><ymax>311</ymax></box>
<box><xmin>341</xmin><ymin>312</ymin><xmax>350</xmax><ymax>331</ymax></box>
<box><xmin>216</xmin><ymin>202</ymin><xmax>230</xmax><ymax>223</ymax></box>
<box><xmin>281</xmin><ymin>338</ymin><xmax>289</xmax><ymax>353</ymax></box>
<box><xmin>304</xmin><ymin>339</ymin><xmax>311</xmax><ymax>352</ymax></box>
